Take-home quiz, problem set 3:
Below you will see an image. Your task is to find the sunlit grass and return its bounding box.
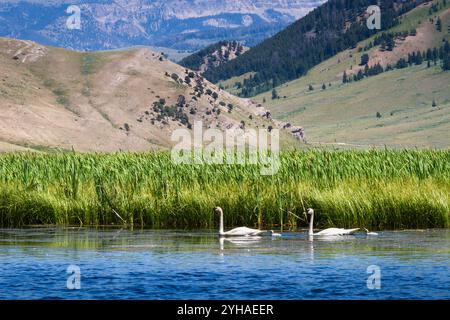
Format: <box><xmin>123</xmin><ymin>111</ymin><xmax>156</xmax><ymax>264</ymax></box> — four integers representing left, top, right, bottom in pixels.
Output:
<box><xmin>0</xmin><ymin>150</ymin><xmax>448</xmax><ymax>229</ymax></box>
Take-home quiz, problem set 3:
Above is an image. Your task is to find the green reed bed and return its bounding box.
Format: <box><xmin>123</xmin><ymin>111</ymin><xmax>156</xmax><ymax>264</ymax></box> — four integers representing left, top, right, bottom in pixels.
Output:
<box><xmin>0</xmin><ymin>150</ymin><xmax>449</xmax><ymax>229</ymax></box>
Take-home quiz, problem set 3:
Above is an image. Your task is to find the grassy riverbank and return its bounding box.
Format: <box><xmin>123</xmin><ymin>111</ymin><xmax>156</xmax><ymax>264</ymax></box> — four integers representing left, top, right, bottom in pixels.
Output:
<box><xmin>0</xmin><ymin>150</ymin><xmax>449</xmax><ymax>229</ymax></box>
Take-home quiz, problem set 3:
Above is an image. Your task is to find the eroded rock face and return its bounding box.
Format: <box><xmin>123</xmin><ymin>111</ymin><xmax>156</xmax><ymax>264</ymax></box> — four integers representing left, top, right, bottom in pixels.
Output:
<box><xmin>0</xmin><ymin>0</ymin><xmax>325</xmax><ymax>52</ymax></box>
<box><xmin>246</xmin><ymin>100</ymin><xmax>306</xmax><ymax>142</ymax></box>
<box><xmin>12</xmin><ymin>41</ymin><xmax>48</xmax><ymax>63</ymax></box>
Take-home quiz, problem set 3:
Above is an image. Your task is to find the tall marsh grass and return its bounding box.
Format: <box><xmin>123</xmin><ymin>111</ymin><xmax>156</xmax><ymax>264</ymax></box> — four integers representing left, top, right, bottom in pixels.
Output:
<box><xmin>0</xmin><ymin>150</ymin><xmax>449</xmax><ymax>229</ymax></box>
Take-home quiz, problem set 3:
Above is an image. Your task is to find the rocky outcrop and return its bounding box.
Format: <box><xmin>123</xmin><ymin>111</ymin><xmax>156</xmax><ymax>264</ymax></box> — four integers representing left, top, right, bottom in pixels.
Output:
<box><xmin>246</xmin><ymin>100</ymin><xmax>306</xmax><ymax>141</ymax></box>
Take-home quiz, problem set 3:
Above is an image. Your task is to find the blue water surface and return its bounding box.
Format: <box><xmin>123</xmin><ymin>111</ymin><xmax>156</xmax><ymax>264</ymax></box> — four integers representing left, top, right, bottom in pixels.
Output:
<box><xmin>0</xmin><ymin>228</ymin><xmax>449</xmax><ymax>299</ymax></box>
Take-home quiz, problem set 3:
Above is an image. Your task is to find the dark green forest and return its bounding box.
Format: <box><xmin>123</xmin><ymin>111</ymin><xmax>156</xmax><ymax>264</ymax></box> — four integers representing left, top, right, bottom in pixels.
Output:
<box><xmin>202</xmin><ymin>0</ymin><xmax>426</xmax><ymax>97</ymax></box>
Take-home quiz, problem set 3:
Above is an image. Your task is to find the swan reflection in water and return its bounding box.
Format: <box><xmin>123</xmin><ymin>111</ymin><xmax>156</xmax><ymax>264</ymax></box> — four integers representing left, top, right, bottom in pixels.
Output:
<box><xmin>219</xmin><ymin>236</ymin><xmax>263</xmax><ymax>253</ymax></box>
<box><xmin>218</xmin><ymin>232</ymin><xmax>361</xmax><ymax>262</ymax></box>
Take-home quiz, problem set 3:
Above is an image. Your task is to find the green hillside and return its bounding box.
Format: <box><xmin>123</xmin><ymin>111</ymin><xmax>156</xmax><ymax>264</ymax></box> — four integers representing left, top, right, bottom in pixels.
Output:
<box><xmin>204</xmin><ymin>0</ymin><xmax>427</xmax><ymax>97</ymax></box>
<box><xmin>251</xmin><ymin>1</ymin><xmax>450</xmax><ymax>148</ymax></box>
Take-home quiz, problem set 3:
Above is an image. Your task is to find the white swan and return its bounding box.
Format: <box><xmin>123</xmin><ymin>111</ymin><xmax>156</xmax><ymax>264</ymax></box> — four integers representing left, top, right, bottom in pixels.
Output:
<box><xmin>306</xmin><ymin>208</ymin><xmax>359</xmax><ymax>237</ymax></box>
<box><xmin>214</xmin><ymin>207</ymin><xmax>277</xmax><ymax>237</ymax></box>
<box><xmin>364</xmin><ymin>228</ymin><xmax>379</xmax><ymax>236</ymax></box>
<box><xmin>271</xmin><ymin>231</ymin><xmax>282</xmax><ymax>237</ymax></box>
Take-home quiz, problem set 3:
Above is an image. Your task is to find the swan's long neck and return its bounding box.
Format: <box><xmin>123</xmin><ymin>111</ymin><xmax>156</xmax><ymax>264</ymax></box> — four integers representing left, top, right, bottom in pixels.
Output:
<box><xmin>308</xmin><ymin>211</ymin><xmax>314</xmax><ymax>236</ymax></box>
<box><xmin>219</xmin><ymin>211</ymin><xmax>224</xmax><ymax>235</ymax></box>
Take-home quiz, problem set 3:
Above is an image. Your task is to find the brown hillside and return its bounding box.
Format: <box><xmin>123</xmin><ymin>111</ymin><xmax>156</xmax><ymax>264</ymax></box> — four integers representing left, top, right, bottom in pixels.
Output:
<box><xmin>0</xmin><ymin>38</ymin><xmax>293</xmax><ymax>152</ymax></box>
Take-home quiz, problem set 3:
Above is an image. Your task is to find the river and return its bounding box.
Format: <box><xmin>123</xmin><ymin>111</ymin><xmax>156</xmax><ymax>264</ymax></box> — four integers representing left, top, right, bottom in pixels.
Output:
<box><xmin>0</xmin><ymin>228</ymin><xmax>449</xmax><ymax>299</ymax></box>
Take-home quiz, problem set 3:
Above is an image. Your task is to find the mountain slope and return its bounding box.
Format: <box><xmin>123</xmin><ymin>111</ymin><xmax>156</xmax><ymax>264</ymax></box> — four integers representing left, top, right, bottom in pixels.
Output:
<box><xmin>0</xmin><ymin>37</ymin><xmax>296</xmax><ymax>152</ymax></box>
<box><xmin>0</xmin><ymin>0</ymin><xmax>325</xmax><ymax>54</ymax></box>
<box><xmin>251</xmin><ymin>1</ymin><xmax>450</xmax><ymax>148</ymax></box>
<box><xmin>180</xmin><ymin>41</ymin><xmax>249</xmax><ymax>72</ymax></box>
<box><xmin>204</xmin><ymin>0</ymin><xmax>427</xmax><ymax>97</ymax></box>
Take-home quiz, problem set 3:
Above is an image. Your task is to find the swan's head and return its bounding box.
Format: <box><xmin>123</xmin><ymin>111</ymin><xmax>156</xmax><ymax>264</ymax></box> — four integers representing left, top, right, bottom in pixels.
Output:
<box><xmin>306</xmin><ymin>208</ymin><xmax>314</xmax><ymax>215</ymax></box>
<box><xmin>213</xmin><ymin>207</ymin><xmax>223</xmax><ymax>215</ymax></box>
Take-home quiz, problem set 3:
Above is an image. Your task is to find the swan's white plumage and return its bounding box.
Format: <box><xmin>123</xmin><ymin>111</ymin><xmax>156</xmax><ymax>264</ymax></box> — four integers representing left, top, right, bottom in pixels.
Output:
<box><xmin>306</xmin><ymin>208</ymin><xmax>359</xmax><ymax>237</ymax></box>
<box><xmin>214</xmin><ymin>207</ymin><xmax>280</xmax><ymax>237</ymax></box>
<box><xmin>314</xmin><ymin>227</ymin><xmax>360</xmax><ymax>236</ymax></box>
<box><xmin>364</xmin><ymin>228</ymin><xmax>379</xmax><ymax>236</ymax></box>
<box><xmin>271</xmin><ymin>231</ymin><xmax>282</xmax><ymax>237</ymax></box>
<box><xmin>221</xmin><ymin>226</ymin><xmax>264</xmax><ymax>237</ymax></box>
